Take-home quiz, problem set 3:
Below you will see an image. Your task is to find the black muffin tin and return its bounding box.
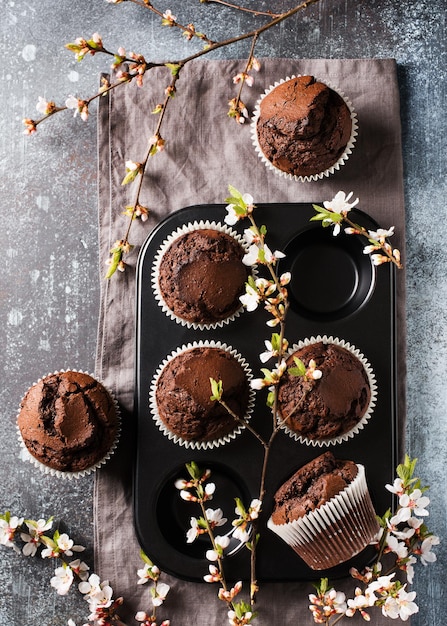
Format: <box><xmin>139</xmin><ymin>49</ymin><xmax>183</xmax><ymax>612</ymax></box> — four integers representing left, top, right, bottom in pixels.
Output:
<box><xmin>134</xmin><ymin>203</ymin><xmax>398</xmax><ymax>582</ymax></box>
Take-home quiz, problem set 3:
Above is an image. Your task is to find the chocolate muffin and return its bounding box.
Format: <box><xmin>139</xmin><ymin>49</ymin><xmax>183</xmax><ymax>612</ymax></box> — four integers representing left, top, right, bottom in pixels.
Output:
<box><xmin>156</xmin><ymin>227</ymin><xmax>250</xmax><ymax>326</ymax></box>
<box><xmin>277</xmin><ymin>340</ymin><xmax>372</xmax><ymax>442</ymax></box>
<box><xmin>18</xmin><ymin>371</ymin><xmax>119</xmax><ymax>473</ymax></box>
<box><xmin>268</xmin><ymin>452</ymin><xmax>379</xmax><ymax>570</ymax></box>
<box><xmin>154</xmin><ymin>345</ymin><xmax>251</xmax><ymax>444</ymax></box>
<box><xmin>255</xmin><ymin>75</ymin><xmax>354</xmax><ymax>178</ymax></box>
<box><xmin>270</xmin><ymin>451</ymin><xmax>358</xmax><ymax>525</ymax></box>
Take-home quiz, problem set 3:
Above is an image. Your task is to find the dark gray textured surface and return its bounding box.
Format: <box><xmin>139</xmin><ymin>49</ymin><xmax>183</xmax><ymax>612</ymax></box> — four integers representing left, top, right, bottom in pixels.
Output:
<box><xmin>0</xmin><ymin>1</ymin><xmax>445</xmax><ymax>624</ymax></box>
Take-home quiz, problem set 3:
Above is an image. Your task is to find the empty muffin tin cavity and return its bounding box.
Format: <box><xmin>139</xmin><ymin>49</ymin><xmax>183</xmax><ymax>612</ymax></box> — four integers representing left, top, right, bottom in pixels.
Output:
<box><xmin>281</xmin><ymin>226</ymin><xmax>375</xmax><ymax>321</ymax></box>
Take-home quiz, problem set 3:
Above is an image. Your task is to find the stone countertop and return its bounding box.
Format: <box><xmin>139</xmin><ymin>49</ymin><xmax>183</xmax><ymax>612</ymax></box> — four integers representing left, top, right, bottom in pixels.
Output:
<box><xmin>0</xmin><ymin>1</ymin><xmax>445</xmax><ymax>624</ymax></box>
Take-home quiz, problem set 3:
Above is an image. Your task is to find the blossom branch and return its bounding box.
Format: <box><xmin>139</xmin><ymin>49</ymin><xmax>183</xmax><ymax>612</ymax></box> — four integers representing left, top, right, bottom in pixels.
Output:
<box><xmin>308</xmin><ymin>455</ymin><xmax>440</xmax><ymax>625</ymax></box>
<box><xmin>203</xmin><ymin>0</ymin><xmax>282</xmax><ymax>18</ymax></box>
<box><xmin>24</xmin><ymin>0</ymin><xmax>323</xmax><ymax>276</ymax></box>
<box><xmin>311</xmin><ymin>192</ymin><xmax>403</xmax><ymax>269</ymax></box>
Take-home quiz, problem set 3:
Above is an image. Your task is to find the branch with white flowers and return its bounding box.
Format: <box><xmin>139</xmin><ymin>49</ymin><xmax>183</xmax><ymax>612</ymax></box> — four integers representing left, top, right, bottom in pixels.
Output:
<box><xmin>311</xmin><ymin>192</ymin><xmax>403</xmax><ymax>269</ymax></box>
<box><xmin>308</xmin><ymin>455</ymin><xmax>439</xmax><ymax>625</ymax></box>
<box><xmin>0</xmin><ymin>512</ymin><xmax>172</xmax><ymax>626</ymax></box>
<box><xmin>23</xmin><ymin>0</ymin><xmax>322</xmax><ymax>277</ymax></box>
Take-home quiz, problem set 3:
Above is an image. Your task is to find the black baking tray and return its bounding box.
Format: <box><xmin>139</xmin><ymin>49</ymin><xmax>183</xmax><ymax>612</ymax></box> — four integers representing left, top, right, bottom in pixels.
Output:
<box><xmin>134</xmin><ymin>203</ymin><xmax>398</xmax><ymax>582</ymax></box>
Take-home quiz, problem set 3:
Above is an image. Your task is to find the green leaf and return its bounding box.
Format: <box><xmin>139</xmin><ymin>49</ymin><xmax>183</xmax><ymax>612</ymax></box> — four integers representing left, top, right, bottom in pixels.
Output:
<box><xmin>165</xmin><ymin>63</ymin><xmax>181</xmax><ymax>76</ymax></box>
<box><xmin>139</xmin><ymin>548</ymin><xmax>154</xmax><ymax>566</ymax></box>
<box><xmin>227</xmin><ymin>184</ymin><xmax>243</xmax><ymax>201</ymax></box>
<box><xmin>288</xmin><ymin>357</ymin><xmax>306</xmax><ymax>377</ymax></box>
<box><xmin>105</xmin><ymin>248</ymin><xmax>122</xmax><ymax>279</ymax></box>
<box><xmin>186</xmin><ymin>461</ymin><xmax>202</xmax><ymax>480</ymax></box>
<box><xmin>234</xmin><ymin>497</ymin><xmax>246</xmax><ymax>516</ymax></box>
<box><xmin>121</xmin><ymin>168</ymin><xmax>140</xmax><ymax>186</ymax></box>
<box><xmin>266</xmin><ymin>390</ymin><xmax>275</xmax><ymax>407</ymax></box>
<box><xmin>209</xmin><ymin>378</ymin><xmax>223</xmax><ymax>402</ymax></box>
<box><xmin>270</xmin><ymin>333</ymin><xmax>281</xmax><ymax>352</ymax></box>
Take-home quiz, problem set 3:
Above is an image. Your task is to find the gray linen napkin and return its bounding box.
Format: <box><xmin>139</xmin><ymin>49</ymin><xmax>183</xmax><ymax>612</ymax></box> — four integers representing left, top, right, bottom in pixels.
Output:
<box><xmin>95</xmin><ymin>58</ymin><xmax>407</xmax><ymax>625</ymax></box>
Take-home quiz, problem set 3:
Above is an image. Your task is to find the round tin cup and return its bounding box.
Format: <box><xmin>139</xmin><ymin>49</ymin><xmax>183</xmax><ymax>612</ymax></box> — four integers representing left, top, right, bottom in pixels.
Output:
<box><xmin>251</xmin><ymin>75</ymin><xmax>358</xmax><ymax>183</ymax></box>
<box><xmin>152</xmin><ymin>220</ymin><xmax>253</xmax><ymax>330</ymax></box>
<box><xmin>267</xmin><ymin>464</ymin><xmax>380</xmax><ymax>570</ymax></box>
<box><xmin>278</xmin><ymin>335</ymin><xmax>377</xmax><ymax>447</ymax></box>
<box><xmin>150</xmin><ymin>340</ymin><xmax>255</xmax><ymax>450</ymax></box>
<box><xmin>17</xmin><ymin>369</ymin><xmax>121</xmax><ymax>480</ymax></box>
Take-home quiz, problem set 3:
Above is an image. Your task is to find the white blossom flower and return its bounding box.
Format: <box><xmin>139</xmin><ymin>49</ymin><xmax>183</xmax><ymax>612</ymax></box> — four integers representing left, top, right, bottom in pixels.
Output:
<box><xmin>259</xmin><ymin>339</ymin><xmax>276</xmax><ymax>363</ymax></box>
<box><xmin>368</xmin><ymin>226</ymin><xmax>395</xmax><ymax>241</ymax></box>
<box><xmin>391</xmin><ymin>489</ymin><xmax>430</xmax><ymax>525</ymax></box>
<box><xmin>420</xmin><ymin>535</ymin><xmax>440</xmax><ymax>565</ymax></box>
<box><xmin>363</xmin><ymin>244</ymin><xmax>379</xmax><ymax>254</ymax></box>
<box><xmin>206</xmin><ymin>535</ymin><xmax>230</xmax><ymax>561</ymax></box>
<box><xmin>386</xmin><ymin>534</ymin><xmax>408</xmax><ymax>559</ymax></box>
<box><xmin>371</xmin><ymin>253</ymin><xmax>389</xmax><ymax>266</ymax></box>
<box><xmin>323</xmin><ymin>190</ymin><xmax>359</xmax><ymax>214</ymax></box>
<box><xmin>50</xmin><ymin>565</ymin><xmax>74</xmax><ymax>595</ymax></box>
<box><xmin>240</xmin><ymin>284</ymin><xmax>260</xmax><ymax>312</ymax></box>
<box><xmin>162</xmin><ymin>9</ymin><xmax>176</xmax><ymax>22</ymax></box>
<box><xmin>152</xmin><ymin>581</ymin><xmax>170</xmax><ymax>606</ymax></box>
<box><xmin>243</xmin><ymin>228</ymin><xmax>259</xmax><ymax>245</ymax></box>
<box><xmin>242</xmin><ymin>243</ymin><xmax>261</xmax><ymax>266</ymax></box>
<box><xmin>69</xmin><ymin>559</ymin><xmax>90</xmax><ymax>581</ymax></box>
<box><xmin>382</xmin><ymin>587</ymin><xmax>418</xmax><ymax>621</ymax></box>
<box><xmin>367</xmin><ymin>573</ymin><xmax>396</xmax><ymax>593</ymax></box>
<box><xmin>179</xmin><ymin>489</ymin><xmax>195</xmax><ymax>501</ymax></box>
<box><xmin>137</xmin><ymin>562</ymin><xmax>160</xmax><ymax>584</ymax></box>
<box><xmin>405</xmin><ymin>555</ymin><xmax>417</xmax><ymax>584</ymax></box>
<box><xmin>401</xmin><ymin>489</ymin><xmax>430</xmax><ymax>516</ymax></box>
<box><xmin>280</xmin><ymin>271</ymin><xmax>291</xmax><ymax>285</ymax></box>
<box><xmin>224</xmin><ymin>204</ymin><xmax>239</xmax><ymax>225</ymax></box>
<box><xmin>385</xmin><ymin>477</ymin><xmax>405</xmax><ymax>496</ymax></box>
<box><xmin>232</xmin><ymin>526</ymin><xmax>250</xmax><ymax>543</ymax></box>
<box><xmin>0</xmin><ymin>516</ymin><xmax>23</xmax><ymax>549</ymax></box>
<box><xmin>332</xmin><ymin>222</ymin><xmax>342</xmax><ymax>236</ymax></box>
<box><xmin>186</xmin><ymin>517</ymin><xmax>200</xmax><ymax>544</ymax></box>
<box><xmin>249</xmin><ymin>499</ymin><xmax>262</xmax><ymax>519</ymax></box>
<box><xmin>203</xmin><ymin>564</ymin><xmax>221</xmax><ymax>583</ymax></box>
<box><xmin>206</xmin><ymin>508</ymin><xmax>227</xmax><ymax>527</ymax></box>
<box><xmin>219</xmin><ymin>581</ymin><xmax>242</xmax><ymax>602</ymax></box>
<box><xmin>250</xmin><ymin>377</ymin><xmax>266</xmax><ymax>390</ymax></box>
<box><xmin>78</xmin><ymin>574</ymin><xmax>104</xmax><ymax>596</ymax></box>
<box><xmin>54</xmin><ymin>533</ymin><xmax>84</xmax><ymax>556</ymax></box>
<box><xmin>263</xmin><ymin>244</ymin><xmax>285</xmax><ymax>264</ymax></box>
<box><xmin>205</xmin><ymin>482</ymin><xmax>216</xmax><ymax>497</ymax></box>
<box><xmin>36</xmin><ymin>97</ymin><xmax>55</xmax><ymax>115</ymax></box>
<box><xmin>65</xmin><ymin>95</ymin><xmax>79</xmax><ymax>110</ymax></box>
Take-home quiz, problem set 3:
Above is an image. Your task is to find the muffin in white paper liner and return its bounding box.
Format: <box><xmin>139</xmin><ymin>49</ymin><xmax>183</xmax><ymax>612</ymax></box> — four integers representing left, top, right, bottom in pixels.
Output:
<box><xmin>278</xmin><ymin>335</ymin><xmax>377</xmax><ymax>447</ymax></box>
<box><xmin>17</xmin><ymin>369</ymin><xmax>121</xmax><ymax>480</ymax></box>
<box><xmin>152</xmin><ymin>220</ymin><xmax>253</xmax><ymax>330</ymax></box>
<box><xmin>251</xmin><ymin>75</ymin><xmax>358</xmax><ymax>183</ymax></box>
<box><xmin>150</xmin><ymin>340</ymin><xmax>255</xmax><ymax>450</ymax></box>
<box><xmin>267</xmin><ymin>464</ymin><xmax>379</xmax><ymax>570</ymax></box>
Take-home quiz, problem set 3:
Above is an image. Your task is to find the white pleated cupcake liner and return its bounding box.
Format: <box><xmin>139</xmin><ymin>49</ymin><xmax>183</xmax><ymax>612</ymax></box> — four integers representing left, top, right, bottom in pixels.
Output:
<box><xmin>278</xmin><ymin>335</ymin><xmax>377</xmax><ymax>447</ymax></box>
<box><xmin>267</xmin><ymin>464</ymin><xmax>380</xmax><ymax>570</ymax></box>
<box><xmin>152</xmin><ymin>220</ymin><xmax>253</xmax><ymax>330</ymax></box>
<box><xmin>149</xmin><ymin>340</ymin><xmax>255</xmax><ymax>450</ymax></box>
<box><xmin>251</xmin><ymin>75</ymin><xmax>358</xmax><ymax>183</ymax></box>
<box><xmin>17</xmin><ymin>369</ymin><xmax>121</xmax><ymax>480</ymax></box>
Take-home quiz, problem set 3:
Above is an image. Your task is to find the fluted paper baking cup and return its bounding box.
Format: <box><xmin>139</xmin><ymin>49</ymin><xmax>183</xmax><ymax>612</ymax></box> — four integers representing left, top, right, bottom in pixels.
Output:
<box><xmin>267</xmin><ymin>464</ymin><xmax>379</xmax><ymax>570</ymax></box>
<box><xmin>152</xmin><ymin>220</ymin><xmax>253</xmax><ymax>330</ymax></box>
<box><xmin>150</xmin><ymin>340</ymin><xmax>255</xmax><ymax>450</ymax></box>
<box><xmin>278</xmin><ymin>335</ymin><xmax>377</xmax><ymax>447</ymax></box>
<box><xmin>251</xmin><ymin>75</ymin><xmax>358</xmax><ymax>183</ymax></box>
<box><xmin>17</xmin><ymin>369</ymin><xmax>121</xmax><ymax>480</ymax></box>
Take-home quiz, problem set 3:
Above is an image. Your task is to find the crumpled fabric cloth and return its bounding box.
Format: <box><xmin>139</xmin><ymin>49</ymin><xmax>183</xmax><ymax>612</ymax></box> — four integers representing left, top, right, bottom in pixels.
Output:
<box><xmin>95</xmin><ymin>58</ymin><xmax>407</xmax><ymax>625</ymax></box>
